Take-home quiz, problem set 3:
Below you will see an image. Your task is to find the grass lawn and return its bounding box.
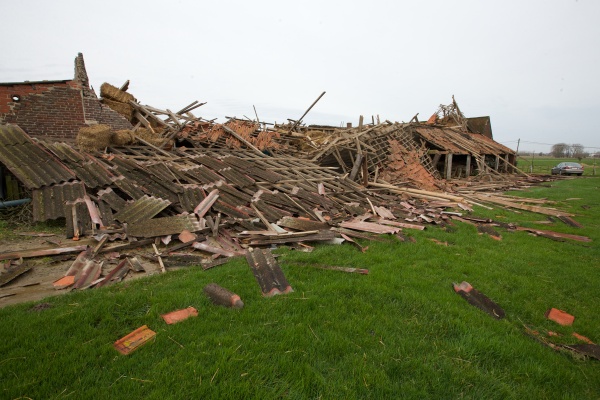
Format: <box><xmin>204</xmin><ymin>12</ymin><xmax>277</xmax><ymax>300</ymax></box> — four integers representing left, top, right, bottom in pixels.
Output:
<box><xmin>516</xmin><ymin>155</ymin><xmax>599</xmax><ymax>176</ymax></box>
<box><xmin>0</xmin><ymin>177</ymin><xmax>599</xmax><ymax>399</ymax></box>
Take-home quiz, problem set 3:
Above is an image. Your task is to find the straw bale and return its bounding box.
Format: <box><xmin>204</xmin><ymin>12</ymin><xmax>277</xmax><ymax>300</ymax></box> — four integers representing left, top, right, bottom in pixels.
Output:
<box><xmin>146</xmin><ymin>137</ymin><xmax>174</xmax><ymax>150</ymax></box>
<box><xmin>77</xmin><ymin>124</ymin><xmax>112</xmax><ymax>152</ymax></box>
<box><xmin>100</xmin><ymin>82</ymin><xmax>136</xmax><ymax>104</ymax></box>
<box><xmin>134</xmin><ymin>127</ymin><xmax>160</xmax><ymax>142</ymax></box>
<box><xmin>112</xmin><ymin>130</ymin><xmax>136</xmax><ymax>146</ymax></box>
<box><xmin>102</xmin><ymin>98</ymin><xmax>133</xmax><ymax>121</ymax></box>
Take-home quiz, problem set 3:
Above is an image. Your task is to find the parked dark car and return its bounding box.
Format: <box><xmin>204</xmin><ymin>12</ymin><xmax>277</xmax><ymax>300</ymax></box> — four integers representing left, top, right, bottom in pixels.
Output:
<box><xmin>551</xmin><ymin>162</ymin><xmax>584</xmax><ymax>176</ymax></box>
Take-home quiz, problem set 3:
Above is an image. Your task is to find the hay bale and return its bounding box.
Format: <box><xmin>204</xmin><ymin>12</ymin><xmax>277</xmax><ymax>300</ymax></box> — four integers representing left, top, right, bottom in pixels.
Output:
<box><xmin>77</xmin><ymin>124</ymin><xmax>112</xmax><ymax>152</ymax></box>
<box><xmin>100</xmin><ymin>82</ymin><xmax>136</xmax><ymax>104</ymax></box>
<box><xmin>134</xmin><ymin>127</ymin><xmax>160</xmax><ymax>142</ymax></box>
<box><xmin>111</xmin><ymin>130</ymin><xmax>136</xmax><ymax>146</ymax></box>
<box><xmin>101</xmin><ymin>98</ymin><xmax>133</xmax><ymax>121</ymax></box>
<box><xmin>146</xmin><ymin>137</ymin><xmax>174</xmax><ymax>150</ymax></box>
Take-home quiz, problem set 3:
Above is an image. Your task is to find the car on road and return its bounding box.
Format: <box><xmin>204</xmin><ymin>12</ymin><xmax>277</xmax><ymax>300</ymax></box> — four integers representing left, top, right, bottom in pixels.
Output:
<box><xmin>551</xmin><ymin>162</ymin><xmax>584</xmax><ymax>176</ymax></box>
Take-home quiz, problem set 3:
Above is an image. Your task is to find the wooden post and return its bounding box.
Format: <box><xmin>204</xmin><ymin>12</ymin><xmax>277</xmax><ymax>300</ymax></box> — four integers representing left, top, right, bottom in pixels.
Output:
<box><xmin>287</xmin><ymin>91</ymin><xmax>326</xmax><ymax>134</ymax></box>
<box><xmin>432</xmin><ymin>153</ymin><xmax>442</xmax><ymax>170</ymax></box>
<box><xmin>465</xmin><ymin>155</ymin><xmax>472</xmax><ymax>178</ymax></box>
<box><xmin>361</xmin><ymin>155</ymin><xmax>369</xmax><ymax>186</ymax></box>
<box><xmin>495</xmin><ymin>155</ymin><xmax>500</xmax><ymax>171</ymax></box>
<box><xmin>349</xmin><ymin>153</ymin><xmax>364</xmax><ymax>181</ymax></box>
<box><xmin>445</xmin><ymin>153</ymin><xmax>453</xmax><ymax>180</ymax></box>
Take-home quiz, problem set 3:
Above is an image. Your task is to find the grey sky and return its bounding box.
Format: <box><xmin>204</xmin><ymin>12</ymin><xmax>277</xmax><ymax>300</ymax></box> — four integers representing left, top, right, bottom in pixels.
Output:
<box><xmin>1</xmin><ymin>0</ymin><xmax>599</xmax><ymax>153</ymax></box>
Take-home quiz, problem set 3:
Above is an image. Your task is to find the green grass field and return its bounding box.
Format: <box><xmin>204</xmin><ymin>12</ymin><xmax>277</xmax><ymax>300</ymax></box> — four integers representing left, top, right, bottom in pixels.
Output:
<box><xmin>516</xmin><ymin>155</ymin><xmax>599</xmax><ymax>176</ymax></box>
<box><xmin>0</xmin><ymin>177</ymin><xmax>599</xmax><ymax>399</ymax></box>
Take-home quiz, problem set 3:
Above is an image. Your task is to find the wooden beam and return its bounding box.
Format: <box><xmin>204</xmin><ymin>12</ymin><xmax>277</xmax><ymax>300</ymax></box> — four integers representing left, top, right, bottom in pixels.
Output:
<box><xmin>287</xmin><ymin>91</ymin><xmax>326</xmax><ymax>133</ymax></box>
<box><xmin>349</xmin><ymin>153</ymin><xmax>363</xmax><ymax>181</ymax></box>
<box><xmin>445</xmin><ymin>153</ymin><xmax>453</xmax><ymax>180</ymax></box>
<box><xmin>361</xmin><ymin>154</ymin><xmax>369</xmax><ymax>186</ymax></box>
<box><xmin>465</xmin><ymin>155</ymin><xmax>471</xmax><ymax>178</ymax></box>
<box><xmin>222</xmin><ymin>125</ymin><xmax>263</xmax><ymax>156</ymax></box>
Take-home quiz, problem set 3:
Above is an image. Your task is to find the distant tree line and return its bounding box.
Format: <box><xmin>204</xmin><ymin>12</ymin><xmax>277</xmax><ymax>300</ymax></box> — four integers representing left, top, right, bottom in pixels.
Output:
<box><xmin>550</xmin><ymin>143</ymin><xmax>588</xmax><ymax>160</ymax></box>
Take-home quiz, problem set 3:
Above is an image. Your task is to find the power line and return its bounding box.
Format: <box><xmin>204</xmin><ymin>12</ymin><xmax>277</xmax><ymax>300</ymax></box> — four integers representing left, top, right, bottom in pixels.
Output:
<box><xmin>499</xmin><ymin>140</ymin><xmax>600</xmax><ymax>150</ymax></box>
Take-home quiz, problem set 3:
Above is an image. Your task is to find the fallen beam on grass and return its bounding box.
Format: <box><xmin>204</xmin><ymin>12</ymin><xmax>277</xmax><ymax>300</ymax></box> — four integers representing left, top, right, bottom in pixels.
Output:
<box><xmin>0</xmin><ymin>245</ymin><xmax>88</xmax><ymax>261</ymax></box>
<box><xmin>472</xmin><ymin>195</ymin><xmax>574</xmax><ymax>217</ymax></box>
<box><xmin>515</xmin><ymin>227</ymin><xmax>591</xmax><ymax>242</ymax></box>
<box><xmin>288</xmin><ymin>261</ymin><xmax>369</xmax><ymax>275</ymax></box>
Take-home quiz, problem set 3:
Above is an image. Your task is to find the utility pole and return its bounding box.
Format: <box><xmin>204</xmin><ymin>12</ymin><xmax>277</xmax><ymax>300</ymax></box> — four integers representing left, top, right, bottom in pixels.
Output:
<box><xmin>531</xmin><ymin>150</ymin><xmax>535</xmax><ymax>173</ymax></box>
<box><xmin>516</xmin><ymin>138</ymin><xmax>520</xmax><ymax>155</ymax></box>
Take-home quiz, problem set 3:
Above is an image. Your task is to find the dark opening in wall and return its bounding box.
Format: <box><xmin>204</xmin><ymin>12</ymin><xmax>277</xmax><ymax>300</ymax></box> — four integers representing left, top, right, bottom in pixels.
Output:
<box><xmin>11</xmin><ymin>95</ymin><xmax>21</xmax><ymax>102</ymax></box>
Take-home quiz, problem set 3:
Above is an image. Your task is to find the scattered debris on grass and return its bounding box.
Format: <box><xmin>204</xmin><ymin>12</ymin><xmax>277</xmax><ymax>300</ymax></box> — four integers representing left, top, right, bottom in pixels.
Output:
<box><xmin>203</xmin><ymin>283</ymin><xmax>244</xmax><ymax>309</ymax></box>
<box><xmin>28</xmin><ymin>302</ymin><xmax>53</xmax><ymax>312</ymax></box>
<box><xmin>545</xmin><ymin>308</ymin><xmax>575</xmax><ymax>326</ymax></box>
<box><xmin>246</xmin><ymin>248</ymin><xmax>293</xmax><ymax>297</ymax></box>
<box><xmin>161</xmin><ymin>307</ymin><xmax>199</xmax><ymax>325</ymax></box>
<box><xmin>114</xmin><ymin>325</ymin><xmax>156</xmax><ymax>355</ymax></box>
<box><xmin>453</xmin><ymin>281</ymin><xmax>505</xmax><ymax>319</ymax></box>
<box><xmin>524</xmin><ymin>324</ymin><xmax>600</xmax><ymax>361</ymax></box>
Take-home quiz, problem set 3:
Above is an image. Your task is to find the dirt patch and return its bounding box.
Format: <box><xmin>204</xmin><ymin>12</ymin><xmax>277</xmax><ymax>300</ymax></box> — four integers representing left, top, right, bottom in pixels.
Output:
<box><xmin>0</xmin><ymin>234</ymin><xmax>157</xmax><ymax>309</ymax></box>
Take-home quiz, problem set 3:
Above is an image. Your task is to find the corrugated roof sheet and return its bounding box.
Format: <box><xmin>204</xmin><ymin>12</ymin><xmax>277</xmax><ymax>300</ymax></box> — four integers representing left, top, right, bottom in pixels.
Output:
<box><xmin>32</xmin><ymin>181</ymin><xmax>86</xmax><ymax>221</ymax></box>
<box><xmin>43</xmin><ymin>142</ymin><xmax>87</xmax><ymax>164</ymax></box>
<box><xmin>127</xmin><ymin>214</ymin><xmax>203</xmax><ymax>237</ymax></box>
<box><xmin>111</xmin><ymin>175</ymin><xmax>146</xmax><ymax>200</ymax></box>
<box><xmin>414</xmin><ymin>126</ymin><xmax>515</xmax><ymax>156</ymax></box>
<box><xmin>71</xmin><ymin>161</ymin><xmax>115</xmax><ymax>188</ymax></box>
<box><xmin>0</xmin><ymin>125</ymin><xmax>76</xmax><ymax>189</ymax></box>
<box><xmin>113</xmin><ymin>195</ymin><xmax>171</xmax><ymax>223</ymax></box>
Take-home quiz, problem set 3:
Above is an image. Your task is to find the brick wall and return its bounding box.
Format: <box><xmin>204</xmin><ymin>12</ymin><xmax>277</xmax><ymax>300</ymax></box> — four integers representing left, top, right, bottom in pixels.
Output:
<box><xmin>82</xmin><ymin>97</ymin><xmax>133</xmax><ymax>131</ymax></box>
<box><xmin>0</xmin><ymin>83</ymin><xmax>86</xmax><ymax>141</ymax></box>
<box><xmin>0</xmin><ymin>53</ymin><xmax>133</xmax><ymax>141</ymax></box>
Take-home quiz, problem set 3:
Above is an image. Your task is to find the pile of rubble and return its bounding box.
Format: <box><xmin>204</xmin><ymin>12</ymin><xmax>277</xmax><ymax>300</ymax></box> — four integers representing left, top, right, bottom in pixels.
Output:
<box><xmin>0</xmin><ymin>79</ymin><xmax>584</xmax><ymax>303</ymax></box>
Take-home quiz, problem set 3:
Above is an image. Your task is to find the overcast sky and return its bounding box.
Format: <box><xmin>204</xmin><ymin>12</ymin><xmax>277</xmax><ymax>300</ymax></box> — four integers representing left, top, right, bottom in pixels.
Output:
<box><xmin>1</xmin><ymin>0</ymin><xmax>599</xmax><ymax>153</ymax></box>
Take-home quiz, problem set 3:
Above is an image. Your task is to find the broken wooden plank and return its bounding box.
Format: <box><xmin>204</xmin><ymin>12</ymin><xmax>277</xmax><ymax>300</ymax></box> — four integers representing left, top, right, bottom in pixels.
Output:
<box><xmin>515</xmin><ymin>227</ymin><xmax>591</xmax><ymax>242</ymax></box>
<box><xmin>277</xmin><ymin>216</ymin><xmax>329</xmax><ymax>231</ymax></box>
<box><xmin>192</xmin><ymin>241</ymin><xmax>243</xmax><ymax>257</ymax></box>
<box><xmin>0</xmin><ymin>245</ymin><xmax>88</xmax><ymax>261</ymax></box>
<box><xmin>339</xmin><ymin>221</ymin><xmax>401</xmax><ymax>234</ymax></box>
<box><xmin>246</xmin><ymin>230</ymin><xmax>335</xmax><ymax>245</ymax></box>
<box><xmin>556</xmin><ymin>215</ymin><xmax>583</xmax><ymax>228</ymax></box>
<box><xmin>372</xmin><ymin>219</ymin><xmax>426</xmax><ymax>231</ymax></box>
<box><xmin>99</xmin><ymin>239</ymin><xmax>155</xmax><ymax>254</ymax></box>
<box><xmin>287</xmin><ymin>261</ymin><xmax>369</xmax><ymax>275</ymax></box>
<box><xmin>330</xmin><ymin>227</ymin><xmax>387</xmax><ymax>242</ymax></box>
<box><xmin>222</xmin><ymin>125</ymin><xmax>263</xmax><ymax>156</ymax></box>
<box><xmin>473</xmin><ymin>195</ymin><xmax>574</xmax><ymax>217</ymax></box>
<box><xmin>0</xmin><ymin>263</ymin><xmax>33</xmax><ymax>287</ymax></box>
<box><xmin>152</xmin><ymin>244</ymin><xmax>167</xmax><ymax>274</ymax></box>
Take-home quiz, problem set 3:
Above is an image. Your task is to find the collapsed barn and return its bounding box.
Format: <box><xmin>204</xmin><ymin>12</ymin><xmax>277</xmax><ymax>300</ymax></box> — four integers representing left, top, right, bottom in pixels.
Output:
<box><xmin>4</xmin><ymin>53</ymin><xmax>573</xmax><ymax>297</ymax></box>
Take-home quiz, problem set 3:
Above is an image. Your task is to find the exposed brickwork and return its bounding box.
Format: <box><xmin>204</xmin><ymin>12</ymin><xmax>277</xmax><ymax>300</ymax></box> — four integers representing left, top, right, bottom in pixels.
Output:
<box><xmin>82</xmin><ymin>97</ymin><xmax>133</xmax><ymax>130</ymax></box>
<box><xmin>0</xmin><ymin>53</ymin><xmax>133</xmax><ymax>141</ymax></box>
<box><xmin>0</xmin><ymin>84</ymin><xmax>85</xmax><ymax>141</ymax></box>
